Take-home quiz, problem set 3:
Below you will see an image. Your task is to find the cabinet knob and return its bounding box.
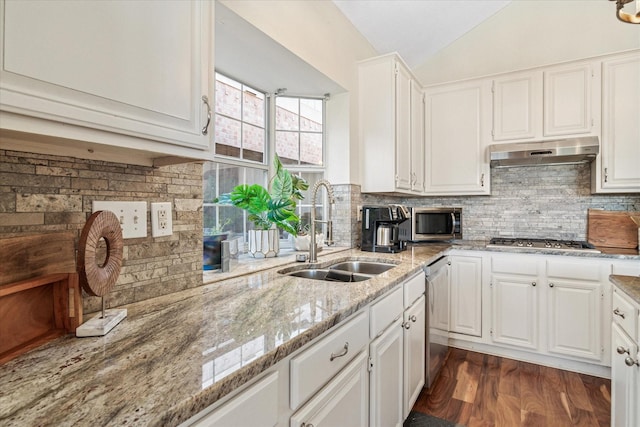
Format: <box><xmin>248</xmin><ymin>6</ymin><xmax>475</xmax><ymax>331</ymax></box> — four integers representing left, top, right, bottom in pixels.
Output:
<box><xmin>625</xmin><ymin>357</ymin><xmax>639</xmax><ymax>367</ymax></box>
<box><xmin>617</xmin><ymin>346</ymin><xmax>630</xmax><ymax>355</ymax></box>
<box><xmin>301</xmin><ymin>423</ymin><xmax>314</xmax><ymax>427</ymax></box>
<box><xmin>532</xmin><ymin>282</ymin><xmax>536</xmax><ymax>287</ymax></box>
<box><xmin>613</xmin><ymin>308</ymin><xmax>626</xmax><ymax>319</ymax></box>
<box><xmin>410</xmin><ymin>315</ymin><xmax>417</xmax><ymax>323</ymax></box>
<box><xmin>549</xmin><ymin>283</ymin><xmax>554</xmax><ymax>288</ymax></box>
<box><xmin>403</xmin><ymin>321</ymin><xmax>411</xmax><ymax>330</ymax></box>
<box><xmin>604</xmin><ymin>167</ymin><xmax>608</xmax><ymax>183</ymax></box>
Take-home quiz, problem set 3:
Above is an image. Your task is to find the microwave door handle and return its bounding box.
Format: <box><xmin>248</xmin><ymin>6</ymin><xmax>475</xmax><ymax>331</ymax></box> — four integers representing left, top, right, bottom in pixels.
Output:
<box><xmin>450</xmin><ymin>213</ymin><xmax>456</xmax><ymax>236</ymax></box>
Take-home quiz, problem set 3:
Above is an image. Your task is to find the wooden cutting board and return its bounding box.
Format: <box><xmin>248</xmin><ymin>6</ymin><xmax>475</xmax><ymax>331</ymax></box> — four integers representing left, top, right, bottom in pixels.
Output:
<box><xmin>587</xmin><ymin>209</ymin><xmax>639</xmax><ymax>249</ymax></box>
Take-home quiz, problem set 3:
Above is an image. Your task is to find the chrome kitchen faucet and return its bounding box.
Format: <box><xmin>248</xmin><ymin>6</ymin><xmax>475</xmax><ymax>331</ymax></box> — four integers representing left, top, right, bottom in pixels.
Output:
<box><xmin>309</xmin><ymin>180</ymin><xmax>335</xmax><ymax>263</ymax></box>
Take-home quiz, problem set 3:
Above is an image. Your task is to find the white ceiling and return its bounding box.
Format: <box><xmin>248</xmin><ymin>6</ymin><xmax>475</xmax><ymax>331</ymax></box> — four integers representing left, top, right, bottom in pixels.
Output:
<box><xmin>333</xmin><ymin>0</ymin><xmax>513</xmax><ymax>69</ymax></box>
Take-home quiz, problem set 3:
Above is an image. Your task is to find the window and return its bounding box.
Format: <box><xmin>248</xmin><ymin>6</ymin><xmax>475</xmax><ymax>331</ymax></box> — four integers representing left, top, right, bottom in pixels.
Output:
<box><xmin>205</xmin><ymin>74</ymin><xmax>327</xmax><ymax>251</ymax></box>
<box><xmin>275</xmin><ymin>97</ymin><xmax>324</xmax><ymax>166</ymax></box>
<box><xmin>214</xmin><ymin>73</ymin><xmax>266</xmax><ymax>163</ymax></box>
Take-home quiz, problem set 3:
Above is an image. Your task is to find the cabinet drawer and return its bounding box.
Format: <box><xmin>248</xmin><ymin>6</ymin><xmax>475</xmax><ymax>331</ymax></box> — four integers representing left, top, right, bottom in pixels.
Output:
<box><xmin>547</xmin><ymin>259</ymin><xmax>601</xmax><ymax>281</ymax></box>
<box><xmin>290</xmin><ymin>310</ymin><xmax>369</xmax><ymax>410</ymax></box>
<box><xmin>613</xmin><ymin>288</ymin><xmax>637</xmax><ymax>339</ymax></box>
<box><xmin>404</xmin><ymin>273</ymin><xmax>425</xmax><ymax>308</ymax></box>
<box><xmin>492</xmin><ymin>255</ymin><xmax>538</xmax><ymax>275</ymax></box>
<box><xmin>370</xmin><ymin>286</ymin><xmax>403</xmax><ymax>339</ymax></box>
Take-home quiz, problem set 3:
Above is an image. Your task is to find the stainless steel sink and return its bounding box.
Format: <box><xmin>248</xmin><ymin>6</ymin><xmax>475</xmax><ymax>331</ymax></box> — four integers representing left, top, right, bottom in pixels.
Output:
<box><xmin>281</xmin><ymin>260</ymin><xmax>396</xmax><ymax>282</ymax></box>
<box><xmin>329</xmin><ymin>261</ymin><xmax>395</xmax><ymax>275</ymax></box>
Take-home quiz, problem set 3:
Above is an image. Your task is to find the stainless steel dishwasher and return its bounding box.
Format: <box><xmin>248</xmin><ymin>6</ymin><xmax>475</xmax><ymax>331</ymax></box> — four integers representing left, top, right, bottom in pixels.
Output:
<box><xmin>423</xmin><ymin>255</ymin><xmax>450</xmax><ymax>389</ymax></box>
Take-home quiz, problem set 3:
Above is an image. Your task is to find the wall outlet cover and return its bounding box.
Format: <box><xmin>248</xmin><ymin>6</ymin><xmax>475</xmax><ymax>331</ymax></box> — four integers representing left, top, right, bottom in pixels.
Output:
<box><xmin>151</xmin><ymin>202</ymin><xmax>173</xmax><ymax>237</ymax></box>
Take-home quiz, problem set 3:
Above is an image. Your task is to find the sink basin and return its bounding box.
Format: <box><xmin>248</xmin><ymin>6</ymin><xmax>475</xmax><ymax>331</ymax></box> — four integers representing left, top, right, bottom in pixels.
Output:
<box><xmin>329</xmin><ymin>261</ymin><xmax>395</xmax><ymax>275</ymax></box>
<box><xmin>281</xmin><ymin>259</ymin><xmax>397</xmax><ymax>282</ymax></box>
<box><xmin>288</xmin><ymin>269</ymin><xmax>370</xmax><ymax>282</ymax></box>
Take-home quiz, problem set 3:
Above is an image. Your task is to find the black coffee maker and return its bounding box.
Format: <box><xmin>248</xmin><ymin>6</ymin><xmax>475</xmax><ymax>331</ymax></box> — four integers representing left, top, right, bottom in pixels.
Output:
<box><xmin>361</xmin><ymin>205</ymin><xmax>409</xmax><ymax>253</ymax></box>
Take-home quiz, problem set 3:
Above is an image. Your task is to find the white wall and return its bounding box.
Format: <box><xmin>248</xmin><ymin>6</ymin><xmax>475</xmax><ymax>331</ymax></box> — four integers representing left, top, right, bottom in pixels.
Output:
<box><xmin>414</xmin><ymin>1</ymin><xmax>640</xmax><ymax>85</ymax></box>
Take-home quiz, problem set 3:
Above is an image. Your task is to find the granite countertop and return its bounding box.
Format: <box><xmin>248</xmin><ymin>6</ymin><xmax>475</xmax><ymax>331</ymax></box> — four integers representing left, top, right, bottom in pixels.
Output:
<box><xmin>0</xmin><ymin>245</ymin><xmax>449</xmax><ymax>427</ymax></box>
<box><xmin>1</xmin><ymin>241</ymin><xmax>638</xmax><ymax>426</ymax></box>
<box><xmin>610</xmin><ymin>274</ymin><xmax>640</xmax><ymax>305</ymax></box>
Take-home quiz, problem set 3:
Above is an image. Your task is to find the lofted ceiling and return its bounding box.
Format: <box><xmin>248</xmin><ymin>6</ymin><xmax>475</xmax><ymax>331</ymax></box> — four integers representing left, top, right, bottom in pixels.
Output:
<box><xmin>332</xmin><ymin>0</ymin><xmax>513</xmax><ymax>69</ymax></box>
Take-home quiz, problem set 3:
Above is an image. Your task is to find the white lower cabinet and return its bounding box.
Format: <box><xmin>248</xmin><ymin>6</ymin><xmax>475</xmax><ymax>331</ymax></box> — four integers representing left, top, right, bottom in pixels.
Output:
<box><xmin>369</xmin><ymin>317</ymin><xmax>404</xmax><ymax>427</ymax></box>
<box><xmin>449</xmin><ymin>255</ymin><xmax>483</xmax><ymax>337</ymax></box>
<box><xmin>184</xmin><ymin>372</ymin><xmax>280</xmax><ymax>427</ymax></box>
<box><xmin>403</xmin><ymin>295</ymin><xmax>426</xmax><ymax>418</ymax></box>
<box><xmin>491</xmin><ymin>273</ymin><xmax>539</xmax><ymax>350</ymax></box>
<box><xmin>290</xmin><ymin>351</ymin><xmax>369</xmax><ymax>427</ymax></box>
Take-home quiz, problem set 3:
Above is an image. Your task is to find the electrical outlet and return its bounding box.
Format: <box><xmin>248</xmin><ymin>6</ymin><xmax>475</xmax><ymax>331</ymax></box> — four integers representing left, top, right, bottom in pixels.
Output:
<box><xmin>92</xmin><ymin>201</ymin><xmax>147</xmax><ymax>239</ymax></box>
<box><xmin>357</xmin><ymin>205</ymin><xmax>363</xmax><ymax>222</ymax></box>
<box><xmin>151</xmin><ymin>202</ymin><xmax>173</xmax><ymax>237</ymax></box>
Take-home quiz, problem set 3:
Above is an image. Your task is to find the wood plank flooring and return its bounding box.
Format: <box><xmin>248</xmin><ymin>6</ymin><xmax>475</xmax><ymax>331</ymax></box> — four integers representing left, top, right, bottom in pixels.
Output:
<box><xmin>412</xmin><ymin>348</ymin><xmax>611</xmax><ymax>427</ymax></box>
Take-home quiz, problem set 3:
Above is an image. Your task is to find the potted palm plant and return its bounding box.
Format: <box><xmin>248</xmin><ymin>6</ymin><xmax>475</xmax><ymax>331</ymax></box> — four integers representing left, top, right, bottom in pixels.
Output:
<box><xmin>214</xmin><ymin>155</ymin><xmax>308</xmax><ymax>257</ymax></box>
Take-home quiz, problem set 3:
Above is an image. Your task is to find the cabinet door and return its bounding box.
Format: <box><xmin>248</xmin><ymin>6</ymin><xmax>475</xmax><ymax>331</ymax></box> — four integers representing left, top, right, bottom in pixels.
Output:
<box><xmin>424</xmin><ymin>80</ymin><xmax>491</xmax><ymax>195</ymax></box>
<box><xmin>370</xmin><ymin>318</ymin><xmax>404</xmax><ymax>427</ymax></box>
<box><xmin>597</xmin><ymin>52</ymin><xmax>640</xmax><ymax>192</ymax></box>
<box><xmin>544</xmin><ymin>62</ymin><xmax>598</xmax><ymax>137</ymax></box>
<box><xmin>290</xmin><ymin>351</ymin><xmax>369</xmax><ymax>427</ymax></box>
<box><xmin>491</xmin><ymin>274</ymin><xmax>538</xmax><ymax>350</ymax></box>
<box><xmin>410</xmin><ymin>80</ymin><xmax>425</xmax><ymax>193</ymax></box>
<box><xmin>395</xmin><ymin>63</ymin><xmax>412</xmax><ymax>191</ymax></box>
<box><xmin>188</xmin><ymin>372</ymin><xmax>279</xmax><ymax>427</ymax></box>
<box><xmin>450</xmin><ymin>256</ymin><xmax>482</xmax><ymax>336</ymax></box>
<box><xmin>0</xmin><ymin>1</ymin><xmax>212</xmax><ymax>150</ymax></box>
<box><xmin>492</xmin><ymin>71</ymin><xmax>541</xmax><ymax>141</ymax></box>
<box><xmin>611</xmin><ymin>323</ymin><xmax>638</xmax><ymax>427</ymax></box>
<box><xmin>547</xmin><ymin>278</ymin><xmax>603</xmax><ymax>361</ymax></box>
<box><xmin>428</xmin><ymin>261</ymin><xmax>450</xmax><ymax>332</ymax></box>
<box><xmin>403</xmin><ymin>295</ymin><xmax>426</xmax><ymax>419</ymax></box>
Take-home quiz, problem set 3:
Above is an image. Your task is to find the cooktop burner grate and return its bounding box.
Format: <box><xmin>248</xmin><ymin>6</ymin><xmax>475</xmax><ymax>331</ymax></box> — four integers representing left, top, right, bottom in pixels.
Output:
<box><xmin>488</xmin><ymin>237</ymin><xmax>600</xmax><ymax>253</ymax></box>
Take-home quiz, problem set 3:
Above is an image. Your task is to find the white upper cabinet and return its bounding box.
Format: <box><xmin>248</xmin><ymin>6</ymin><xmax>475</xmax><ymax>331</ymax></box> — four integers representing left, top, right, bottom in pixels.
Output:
<box><xmin>592</xmin><ymin>50</ymin><xmax>640</xmax><ymax>193</ymax></box>
<box><xmin>410</xmin><ymin>80</ymin><xmax>425</xmax><ymax>193</ymax></box>
<box><xmin>359</xmin><ymin>54</ymin><xmax>424</xmax><ymax>195</ymax></box>
<box><xmin>0</xmin><ymin>0</ymin><xmax>213</xmax><ymax>165</ymax></box>
<box><xmin>491</xmin><ymin>60</ymin><xmax>599</xmax><ymax>143</ymax></box>
<box><xmin>424</xmin><ymin>79</ymin><xmax>491</xmax><ymax>195</ymax></box>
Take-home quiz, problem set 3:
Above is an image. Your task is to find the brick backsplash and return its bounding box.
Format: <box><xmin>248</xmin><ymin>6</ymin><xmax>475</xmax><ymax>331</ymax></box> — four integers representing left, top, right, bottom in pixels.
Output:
<box><xmin>0</xmin><ymin>150</ymin><xmax>203</xmax><ymax>314</ymax></box>
<box><xmin>361</xmin><ymin>163</ymin><xmax>640</xmax><ymax>243</ymax></box>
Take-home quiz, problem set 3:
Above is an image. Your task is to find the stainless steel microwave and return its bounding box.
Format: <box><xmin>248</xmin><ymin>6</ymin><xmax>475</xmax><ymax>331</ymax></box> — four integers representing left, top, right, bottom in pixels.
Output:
<box><xmin>399</xmin><ymin>207</ymin><xmax>462</xmax><ymax>242</ymax></box>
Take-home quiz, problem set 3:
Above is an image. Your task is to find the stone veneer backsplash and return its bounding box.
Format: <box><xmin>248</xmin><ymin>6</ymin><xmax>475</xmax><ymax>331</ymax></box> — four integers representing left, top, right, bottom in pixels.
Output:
<box><xmin>0</xmin><ymin>150</ymin><xmax>203</xmax><ymax>314</ymax></box>
<box><xmin>361</xmin><ymin>163</ymin><xmax>640</xmax><ymax>243</ymax></box>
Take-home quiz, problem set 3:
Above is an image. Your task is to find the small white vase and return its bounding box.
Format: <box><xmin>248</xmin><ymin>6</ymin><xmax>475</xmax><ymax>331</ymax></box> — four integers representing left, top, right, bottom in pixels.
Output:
<box><xmin>248</xmin><ymin>229</ymin><xmax>279</xmax><ymax>258</ymax></box>
<box><xmin>292</xmin><ymin>233</ymin><xmax>324</xmax><ymax>251</ymax></box>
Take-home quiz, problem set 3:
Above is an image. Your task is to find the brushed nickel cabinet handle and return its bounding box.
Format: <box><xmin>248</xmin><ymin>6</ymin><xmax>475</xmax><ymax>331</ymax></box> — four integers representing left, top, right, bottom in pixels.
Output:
<box><xmin>330</xmin><ymin>342</ymin><xmax>349</xmax><ymax>361</ymax></box>
<box><xmin>613</xmin><ymin>308</ymin><xmax>626</xmax><ymax>319</ymax></box>
<box><xmin>549</xmin><ymin>283</ymin><xmax>554</xmax><ymax>288</ymax></box>
<box><xmin>625</xmin><ymin>357</ymin><xmax>639</xmax><ymax>367</ymax></box>
<box><xmin>410</xmin><ymin>315</ymin><xmax>417</xmax><ymax>322</ymax></box>
<box><xmin>201</xmin><ymin>95</ymin><xmax>212</xmax><ymax>135</ymax></box>
<box><xmin>604</xmin><ymin>167</ymin><xmax>608</xmax><ymax>183</ymax></box>
<box><xmin>532</xmin><ymin>282</ymin><xmax>536</xmax><ymax>287</ymax></box>
<box><xmin>617</xmin><ymin>346</ymin><xmax>630</xmax><ymax>355</ymax></box>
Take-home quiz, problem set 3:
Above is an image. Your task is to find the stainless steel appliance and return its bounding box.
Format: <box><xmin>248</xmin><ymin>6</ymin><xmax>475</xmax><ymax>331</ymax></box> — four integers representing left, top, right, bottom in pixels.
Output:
<box><xmin>489</xmin><ymin>136</ymin><xmax>599</xmax><ymax>168</ymax></box>
<box><xmin>399</xmin><ymin>207</ymin><xmax>462</xmax><ymax>242</ymax></box>
<box><xmin>361</xmin><ymin>205</ymin><xmax>408</xmax><ymax>253</ymax></box>
<box><xmin>423</xmin><ymin>256</ymin><xmax>450</xmax><ymax>389</ymax></box>
<box><xmin>487</xmin><ymin>237</ymin><xmax>601</xmax><ymax>253</ymax></box>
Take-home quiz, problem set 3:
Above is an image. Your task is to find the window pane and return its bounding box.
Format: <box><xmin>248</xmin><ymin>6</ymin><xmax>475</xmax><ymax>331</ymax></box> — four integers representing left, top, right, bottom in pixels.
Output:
<box><xmin>300</xmin><ymin>133</ymin><xmax>323</xmax><ymax>166</ymax></box>
<box><xmin>276</xmin><ymin>97</ymin><xmax>299</xmax><ymax>131</ymax></box>
<box><xmin>215</xmin><ymin>74</ymin><xmax>241</xmax><ymax>119</ymax></box>
<box><xmin>300</xmin><ymin>99</ymin><xmax>323</xmax><ymax>131</ymax></box>
<box><xmin>242</xmin><ymin>87</ymin><xmax>265</xmax><ymax>128</ymax></box>
<box><xmin>215</xmin><ymin>115</ymin><xmax>241</xmax><ymax>157</ymax></box>
<box><xmin>243</xmin><ymin>123</ymin><xmax>265</xmax><ymax>163</ymax></box>
<box><xmin>276</xmin><ymin>131</ymin><xmax>299</xmax><ymax>165</ymax></box>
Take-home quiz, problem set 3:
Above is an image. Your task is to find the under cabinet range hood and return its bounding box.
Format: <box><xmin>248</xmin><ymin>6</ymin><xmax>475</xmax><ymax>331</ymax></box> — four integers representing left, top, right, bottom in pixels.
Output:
<box><xmin>489</xmin><ymin>136</ymin><xmax>599</xmax><ymax>167</ymax></box>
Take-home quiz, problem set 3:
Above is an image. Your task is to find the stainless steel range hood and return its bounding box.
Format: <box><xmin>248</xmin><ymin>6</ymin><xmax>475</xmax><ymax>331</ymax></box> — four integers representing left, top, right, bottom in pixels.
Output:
<box><xmin>489</xmin><ymin>136</ymin><xmax>599</xmax><ymax>168</ymax></box>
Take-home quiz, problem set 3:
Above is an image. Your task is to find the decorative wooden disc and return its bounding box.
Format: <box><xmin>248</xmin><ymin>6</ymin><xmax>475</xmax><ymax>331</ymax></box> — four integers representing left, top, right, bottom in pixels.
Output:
<box><xmin>78</xmin><ymin>210</ymin><xmax>123</xmax><ymax>297</ymax></box>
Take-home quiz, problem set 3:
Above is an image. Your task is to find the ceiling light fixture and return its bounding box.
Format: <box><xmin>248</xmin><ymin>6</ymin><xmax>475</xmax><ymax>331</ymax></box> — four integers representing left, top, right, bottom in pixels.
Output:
<box><xmin>610</xmin><ymin>0</ymin><xmax>640</xmax><ymax>23</ymax></box>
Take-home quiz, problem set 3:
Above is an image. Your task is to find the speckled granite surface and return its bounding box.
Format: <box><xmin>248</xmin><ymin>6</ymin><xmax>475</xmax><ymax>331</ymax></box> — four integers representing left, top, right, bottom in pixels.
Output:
<box><xmin>610</xmin><ymin>274</ymin><xmax>640</xmax><ymax>304</ymax></box>
<box><xmin>1</xmin><ymin>242</ymin><xmax>638</xmax><ymax>426</ymax></box>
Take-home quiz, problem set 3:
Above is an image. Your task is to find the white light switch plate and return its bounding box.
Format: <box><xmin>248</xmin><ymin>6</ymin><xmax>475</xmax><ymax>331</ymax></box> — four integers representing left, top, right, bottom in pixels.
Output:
<box><xmin>92</xmin><ymin>201</ymin><xmax>147</xmax><ymax>239</ymax></box>
<box><xmin>151</xmin><ymin>202</ymin><xmax>173</xmax><ymax>237</ymax></box>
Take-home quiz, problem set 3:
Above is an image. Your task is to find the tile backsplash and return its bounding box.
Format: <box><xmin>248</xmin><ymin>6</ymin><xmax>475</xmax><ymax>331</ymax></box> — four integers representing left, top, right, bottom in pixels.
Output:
<box><xmin>0</xmin><ymin>150</ymin><xmax>203</xmax><ymax>313</ymax></box>
<box><xmin>361</xmin><ymin>163</ymin><xmax>640</xmax><ymax>242</ymax></box>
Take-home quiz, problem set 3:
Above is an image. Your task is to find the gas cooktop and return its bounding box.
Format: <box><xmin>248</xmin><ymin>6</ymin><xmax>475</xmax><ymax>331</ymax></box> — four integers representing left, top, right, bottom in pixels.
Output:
<box><xmin>487</xmin><ymin>237</ymin><xmax>601</xmax><ymax>253</ymax></box>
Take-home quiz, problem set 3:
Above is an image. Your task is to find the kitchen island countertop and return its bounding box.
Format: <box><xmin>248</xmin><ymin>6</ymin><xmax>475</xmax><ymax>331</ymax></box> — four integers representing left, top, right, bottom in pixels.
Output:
<box><xmin>610</xmin><ymin>274</ymin><xmax>640</xmax><ymax>304</ymax></box>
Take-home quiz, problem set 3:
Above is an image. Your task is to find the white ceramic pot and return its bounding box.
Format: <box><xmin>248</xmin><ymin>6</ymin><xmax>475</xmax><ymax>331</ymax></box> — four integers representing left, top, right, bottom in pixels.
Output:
<box><xmin>248</xmin><ymin>229</ymin><xmax>279</xmax><ymax>258</ymax></box>
<box><xmin>292</xmin><ymin>233</ymin><xmax>324</xmax><ymax>251</ymax></box>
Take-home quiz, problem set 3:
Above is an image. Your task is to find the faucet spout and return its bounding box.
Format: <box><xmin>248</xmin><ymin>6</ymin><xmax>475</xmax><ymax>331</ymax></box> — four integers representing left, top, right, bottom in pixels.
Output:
<box><xmin>309</xmin><ymin>180</ymin><xmax>335</xmax><ymax>263</ymax></box>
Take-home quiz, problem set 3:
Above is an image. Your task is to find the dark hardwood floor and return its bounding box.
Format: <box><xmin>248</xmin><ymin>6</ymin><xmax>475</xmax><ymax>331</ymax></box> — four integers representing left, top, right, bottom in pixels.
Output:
<box><xmin>412</xmin><ymin>348</ymin><xmax>611</xmax><ymax>427</ymax></box>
